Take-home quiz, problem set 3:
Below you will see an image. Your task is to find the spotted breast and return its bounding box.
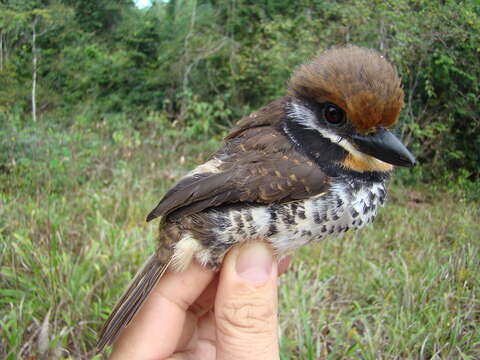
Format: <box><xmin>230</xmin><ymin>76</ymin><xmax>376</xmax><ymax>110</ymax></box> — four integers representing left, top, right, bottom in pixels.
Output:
<box><xmin>164</xmin><ymin>177</ymin><xmax>386</xmax><ymax>270</ymax></box>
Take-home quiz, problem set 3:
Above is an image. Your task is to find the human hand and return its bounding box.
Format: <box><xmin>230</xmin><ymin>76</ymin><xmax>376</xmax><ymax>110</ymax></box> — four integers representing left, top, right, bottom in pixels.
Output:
<box><xmin>109</xmin><ymin>241</ymin><xmax>289</xmax><ymax>360</ymax></box>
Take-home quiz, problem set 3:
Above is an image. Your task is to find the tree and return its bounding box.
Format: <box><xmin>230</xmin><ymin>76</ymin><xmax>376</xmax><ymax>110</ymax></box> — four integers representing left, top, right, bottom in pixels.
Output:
<box><xmin>0</xmin><ymin>2</ymin><xmax>71</xmax><ymax>120</ymax></box>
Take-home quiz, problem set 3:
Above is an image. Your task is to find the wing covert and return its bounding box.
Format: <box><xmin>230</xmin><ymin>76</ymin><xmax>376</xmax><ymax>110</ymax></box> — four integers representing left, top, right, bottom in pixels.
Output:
<box><xmin>147</xmin><ymin>99</ymin><xmax>329</xmax><ymax>222</ymax></box>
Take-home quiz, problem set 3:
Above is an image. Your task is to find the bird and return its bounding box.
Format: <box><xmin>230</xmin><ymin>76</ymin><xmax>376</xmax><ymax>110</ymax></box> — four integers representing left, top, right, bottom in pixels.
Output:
<box><xmin>97</xmin><ymin>45</ymin><xmax>415</xmax><ymax>351</ymax></box>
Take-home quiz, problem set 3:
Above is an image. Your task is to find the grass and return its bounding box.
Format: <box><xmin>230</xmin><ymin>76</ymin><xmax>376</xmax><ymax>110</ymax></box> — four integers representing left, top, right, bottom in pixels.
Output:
<box><xmin>1</xmin><ymin>114</ymin><xmax>479</xmax><ymax>359</ymax></box>
<box><xmin>279</xmin><ymin>186</ymin><xmax>480</xmax><ymax>359</ymax></box>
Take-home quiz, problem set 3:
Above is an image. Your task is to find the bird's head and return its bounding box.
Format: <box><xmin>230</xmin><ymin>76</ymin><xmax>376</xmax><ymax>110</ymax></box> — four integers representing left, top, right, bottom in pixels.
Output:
<box><xmin>284</xmin><ymin>45</ymin><xmax>415</xmax><ymax>175</ymax></box>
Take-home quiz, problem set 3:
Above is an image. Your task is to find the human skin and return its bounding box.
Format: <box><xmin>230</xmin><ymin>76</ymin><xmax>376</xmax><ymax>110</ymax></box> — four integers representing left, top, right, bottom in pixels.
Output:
<box><xmin>109</xmin><ymin>241</ymin><xmax>290</xmax><ymax>360</ymax></box>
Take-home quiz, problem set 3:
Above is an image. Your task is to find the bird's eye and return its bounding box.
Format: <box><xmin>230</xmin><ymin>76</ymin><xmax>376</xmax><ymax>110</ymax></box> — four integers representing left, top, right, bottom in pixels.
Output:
<box><xmin>324</xmin><ymin>104</ymin><xmax>345</xmax><ymax>125</ymax></box>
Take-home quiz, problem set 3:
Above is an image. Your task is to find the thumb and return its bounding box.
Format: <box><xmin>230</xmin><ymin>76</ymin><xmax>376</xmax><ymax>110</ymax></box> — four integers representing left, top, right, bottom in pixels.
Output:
<box><xmin>214</xmin><ymin>241</ymin><xmax>279</xmax><ymax>360</ymax></box>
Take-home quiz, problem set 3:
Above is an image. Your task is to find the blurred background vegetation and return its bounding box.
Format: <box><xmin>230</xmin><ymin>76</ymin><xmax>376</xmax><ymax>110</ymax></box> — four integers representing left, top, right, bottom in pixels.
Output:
<box><xmin>1</xmin><ymin>0</ymin><xmax>479</xmax><ymax>188</ymax></box>
<box><xmin>1</xmin><ymin>0</ymin><xmax>479</xmax><ymax>359</ymax></box>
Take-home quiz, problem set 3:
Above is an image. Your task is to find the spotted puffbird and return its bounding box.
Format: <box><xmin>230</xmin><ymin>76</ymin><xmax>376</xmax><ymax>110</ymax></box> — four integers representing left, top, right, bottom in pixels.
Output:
<box><xmin>97</xmin><ymin>45</ymin><xmax>415</xmax><ymax>351</ymax></box>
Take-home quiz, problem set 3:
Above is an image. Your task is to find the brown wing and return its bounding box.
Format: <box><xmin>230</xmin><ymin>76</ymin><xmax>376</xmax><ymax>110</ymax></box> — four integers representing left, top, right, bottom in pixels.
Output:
<box><xmin>146</xmin><ymin>98</ymin><xmax>329</xmax><ymax>222</ymax></box>
<box><xmin>96</xmin><ymin>255</ymin><xmax>170</xmax><ymax>352</ymax></box>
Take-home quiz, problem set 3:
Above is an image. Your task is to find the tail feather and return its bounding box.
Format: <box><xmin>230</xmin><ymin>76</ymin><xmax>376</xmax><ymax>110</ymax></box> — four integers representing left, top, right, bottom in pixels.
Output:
<box><xmin>96</xmin><ymin>254</ymin><xmax>171</xmax><ymax>352</ymax></box>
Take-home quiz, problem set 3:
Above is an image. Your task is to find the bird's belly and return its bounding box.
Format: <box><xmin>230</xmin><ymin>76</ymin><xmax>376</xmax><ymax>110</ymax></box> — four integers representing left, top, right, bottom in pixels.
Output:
<box><xmin>211</xmin><ymin>181</ymin><xmax>386</xmax><ymax>255</ymax></box>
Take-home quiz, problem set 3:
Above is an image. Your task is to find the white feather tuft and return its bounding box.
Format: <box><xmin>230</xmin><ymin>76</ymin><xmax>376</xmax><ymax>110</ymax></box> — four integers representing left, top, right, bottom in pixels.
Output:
<box><xmin>171</xmin><ymin>234</ymin><xmax>203</xmax><ymax>271</ymax></box>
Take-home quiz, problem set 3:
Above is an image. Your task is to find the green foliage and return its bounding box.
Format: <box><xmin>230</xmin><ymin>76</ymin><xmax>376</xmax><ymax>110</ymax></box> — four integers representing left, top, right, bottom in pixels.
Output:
<box><xmin>0</xmin><ymin>118</ymin><xmax>479</xmax><ymax>358</ymax></box>
<box><xmin>280</xmin><ymin>185</ymin><xmax>480</xmax><ymax>359</ymax></box>
<box><xmin>2</xmin><ymin>2</ymin><xmax>479</xmax><ymax>358</ymax></box>
<box><xmin>2</xmin><ymin>0</ymin><xmax>478</xmax><ymax>180</ymax></box>
<box><xmin>0</xmin><ymin>64</ymin><xmax>20</xmax><ymax>110</ymax></box>
<box><xmin>62</xmin><ymin>0</ymin><xmax>133</xmax><ymax>35</ymax></box>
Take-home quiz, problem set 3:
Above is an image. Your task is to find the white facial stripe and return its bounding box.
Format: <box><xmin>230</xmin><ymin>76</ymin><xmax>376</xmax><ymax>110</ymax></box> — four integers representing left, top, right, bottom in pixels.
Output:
<box><xmin>287</xmin><ymin>100</ymin><xmax>318</xmax><ymax>130</ymax></box>
<box><xmin>287</xmin><ymin>99</ymin><xmax>383</xmax><ymax>164</ymax></box>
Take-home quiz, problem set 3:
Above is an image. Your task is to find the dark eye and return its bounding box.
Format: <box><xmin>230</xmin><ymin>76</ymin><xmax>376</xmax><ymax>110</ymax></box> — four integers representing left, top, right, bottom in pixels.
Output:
<box><xmin>324</xmin><ymin>103</ymin><xmax>345</xmax><ymax>125</ymax></box>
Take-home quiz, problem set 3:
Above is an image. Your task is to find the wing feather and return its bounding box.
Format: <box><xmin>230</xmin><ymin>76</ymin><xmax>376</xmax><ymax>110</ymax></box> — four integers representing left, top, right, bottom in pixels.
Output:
<box><xmin>147</xmin><ymin>98</ymin><xmax>329</xmax><ymax>222</ymax></box>
<box><xmin>96</xmin><ymin>255</ymin><xmax>171</xmax><ymax>352</ymax></box>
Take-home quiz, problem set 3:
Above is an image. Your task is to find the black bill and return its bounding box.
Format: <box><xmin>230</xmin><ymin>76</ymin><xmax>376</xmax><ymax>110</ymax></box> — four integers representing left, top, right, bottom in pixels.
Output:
<box><xmin>351</xmin><ymin>128</ymin><xmax>415</xmax><ymax>167</ymax></box>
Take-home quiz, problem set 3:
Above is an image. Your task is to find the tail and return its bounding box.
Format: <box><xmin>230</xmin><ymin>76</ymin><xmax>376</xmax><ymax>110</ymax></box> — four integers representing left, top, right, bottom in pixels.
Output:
<box><xmin>96</xmin><ymin>254</ymin><xmax>172</xmax><ymax>352</ymax></box>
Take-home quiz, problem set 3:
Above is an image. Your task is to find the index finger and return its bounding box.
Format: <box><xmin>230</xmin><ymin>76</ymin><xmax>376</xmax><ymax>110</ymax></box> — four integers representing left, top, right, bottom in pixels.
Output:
<box><xmin>110</xmin><ymin>261</ymin><xmax>215</xmax><ymax>360</ymax></box>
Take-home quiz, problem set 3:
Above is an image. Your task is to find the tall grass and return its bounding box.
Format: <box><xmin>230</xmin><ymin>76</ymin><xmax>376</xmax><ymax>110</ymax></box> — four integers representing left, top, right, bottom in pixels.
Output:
<box><xmin>279</xmin><ymin>186</ymin><xmax>480</xmax><ymax>359</ymax></box>
<box><xmin>1</xmin><ymin>113</ymin><xmax>479</xmax><ymax>359</ymax></box>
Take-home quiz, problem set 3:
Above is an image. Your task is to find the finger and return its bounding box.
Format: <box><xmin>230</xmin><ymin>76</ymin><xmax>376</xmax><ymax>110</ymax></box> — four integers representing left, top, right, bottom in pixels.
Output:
<box><xmin>214</xmin><ymin>242</ymin><xmax>279</xmax><ymax>360</ymax></box>
<box><xmin>168</xmin><ymin>312</ymin><xmax>217</xmax><ymax>360</ymax></box>
<box><xmin>174</xmin><ymin>275</ymin><xmax>219</xmax><ymax>352</ymax></box>
<box><xmin>196</xmin><ymin>311</ymin><xmax>217</xmax><ymax>351</ymax></box>
<box><xmin>189</xmin><ymin>275</ymin><xmax>219</xmax><ymax>318</ymax></box>
<box><xmin>110</xmin><ymin>260</ymin><xmax>215</xmax><ymax>360</ymax></box>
